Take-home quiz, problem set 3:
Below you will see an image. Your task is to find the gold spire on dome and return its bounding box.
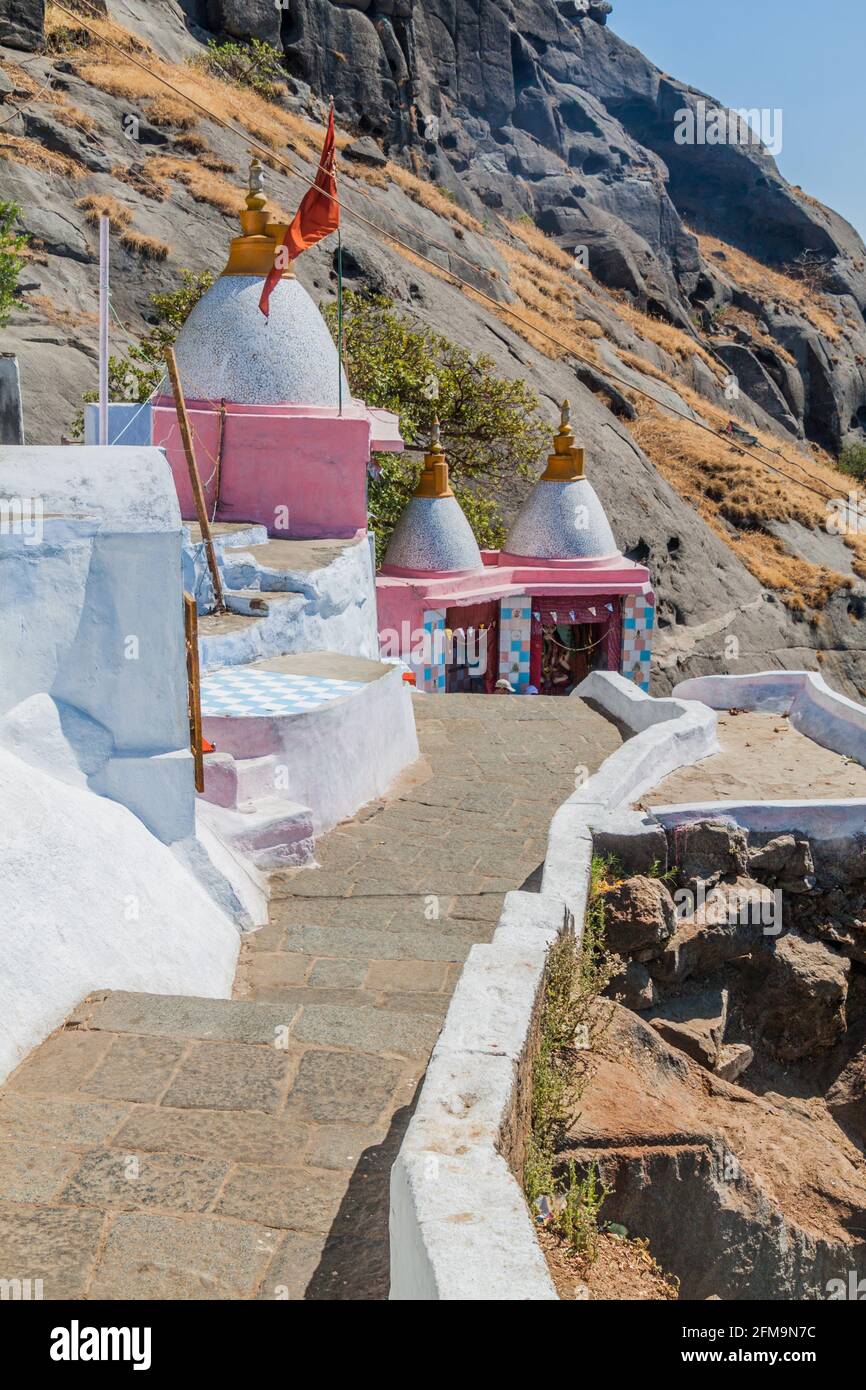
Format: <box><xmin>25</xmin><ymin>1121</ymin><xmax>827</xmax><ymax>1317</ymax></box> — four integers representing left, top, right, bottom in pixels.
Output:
<box><xmin>414</xmin><ymin>417</ymin><xmax>454</xmax><ymax>498</ymax></box>
<box><xmin>220</xmin><ymin>155</ymin><xmax>294</xmax><ymax>279</ymax></box>
<box><xmin>541</xmin><ymin>399</ymin><xmax>585</xmax><ymax>481</ymax></box>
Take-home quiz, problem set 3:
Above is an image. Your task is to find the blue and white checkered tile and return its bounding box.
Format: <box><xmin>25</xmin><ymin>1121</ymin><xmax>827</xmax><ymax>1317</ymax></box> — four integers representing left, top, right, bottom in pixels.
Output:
<box><xmin>201</xmin><ymin>668</ymin><xmax>365</xmax><ymax>718</ymax></box>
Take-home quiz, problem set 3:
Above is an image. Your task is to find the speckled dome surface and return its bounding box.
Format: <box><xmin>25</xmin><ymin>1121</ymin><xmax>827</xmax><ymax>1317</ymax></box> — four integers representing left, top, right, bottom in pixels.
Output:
<box><xmin>383</xmin><ymin>495</ymin><xmax>483</xmax><ymax>573</ymax></box>
<box><xmin>172</xmin><ymin>275</ymin><xmax>350</xmax><ymax>405</ymax></box>
<box><xmin>504</xmin><ymin>478</ymin><xmax>619</xmax><ymax>561</ymax></box>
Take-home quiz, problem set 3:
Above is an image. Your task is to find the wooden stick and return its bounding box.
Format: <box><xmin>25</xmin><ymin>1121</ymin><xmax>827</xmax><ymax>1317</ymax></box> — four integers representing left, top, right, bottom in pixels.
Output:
<box><xmin>183</xmin><ymin>591</ymin><xmax>205</xmax><ymax>794</ymax></box>
<box><xmin>164</xmin><ymin>346</ymin><xmax>225</xmax><ymax>613</ymax></box>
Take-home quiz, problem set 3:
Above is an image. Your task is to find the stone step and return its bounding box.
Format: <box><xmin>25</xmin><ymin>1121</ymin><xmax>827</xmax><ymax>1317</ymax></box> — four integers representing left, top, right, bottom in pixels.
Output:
<box><xmin>199</xmin><ymin>795</ymin><xmax>315</xmax><ymax>871</ymax></box>
<box><xmin>197</xmin><ymin>593</ymin><xmax>299</xmax><ymax>663</ymax></box>
<box><xmin>221</xmin><ymin>538</ymin><xmax>356</xmax><ymax>593</ymax></box>
<box><xmin>201</xmin><ymin>751</ymin><xmax>282</xmax><ymax>810</ymax></box>
<box><xmin>184</xmin><ymin>520</ymin><xmax>269</xmax><ymax>551</ymax></box>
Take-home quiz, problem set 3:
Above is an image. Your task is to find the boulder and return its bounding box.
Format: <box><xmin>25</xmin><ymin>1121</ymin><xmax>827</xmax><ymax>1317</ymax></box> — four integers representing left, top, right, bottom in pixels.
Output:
<box><xmin>0</xmin><ymin>0</ymin><xmax>44</xmax><ymax>51</ymax></box>
<box><xmin>669</xmin><ymin>820</ymin><xmax>749</xmax><ymax>889</ymax></box>
<box><xmin>748</xmin><ymin>834</ymin><xmax>815</xmax><ymax>892</ymax></box>
<box><xmin>204</xmin><ymin>0</ymin><xmax>282</xmax><ymax>46</ymax></box>
<box><xmin>651</xmin><ymin>879</ymin><xmax>776</xmax><ymax>984</ymax></box>
<box><xmin>826</xmin><ymin>1043</ymin><xmax>866</xmax><ymax>1141</ymax></box>
<box><xmin>343</xmin><ymin>136</ymin><xmax>388</xmax><ymax>167</ymax></box>
<box><xmin>648</xmin><ymin>986</ymin><xmax>729</xmax><ymax>1069</ymax></box>
<box><xmin>601</xmin><ymin>875</ymin><xmax>676</xmax><ymax>956</ymax></box>
<box><xmin>754</xmin><ymin>933</ymin><xmax>850</xmax><ymax>1061</ymax></box>
<box><xmin>609</xmin><ymin>958</ymin><xmax>656</xmax><ymax>1011</ymax></box>
<box><xmin>715</xmin><ymin>1042</ymin><xmax>754</xmax><ymax>1082</ymax></box>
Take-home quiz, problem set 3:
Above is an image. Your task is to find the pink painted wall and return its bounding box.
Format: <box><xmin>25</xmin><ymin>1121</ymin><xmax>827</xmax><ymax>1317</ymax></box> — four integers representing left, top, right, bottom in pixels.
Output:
<box><xmin>152</xmin><ymin>399</ymin><xmax>379</xmax><ymax>538</ymax></box>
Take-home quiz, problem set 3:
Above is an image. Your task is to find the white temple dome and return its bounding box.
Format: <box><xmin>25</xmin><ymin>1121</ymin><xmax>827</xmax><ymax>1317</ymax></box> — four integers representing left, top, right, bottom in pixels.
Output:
<box><xmin>503</xmin><ymin>476</ymin><xmax>618</xmax><ymax>561</ymax></box>
<box><xmin>502</xmin><ymin>402</ymin><xmax>619</xmax><ymax>561</ymax></box>
<box><xmin>382</xmin><ymin>422</ymin><xmax>483</xmax><ymax>574</ymax></box>
<box><xmin>384</xmin><ymin>494</ymin><xmax>483</xmax><ymax>573</ymax></box>
<box><xmin>173</xmin><ymin>275</ymin><xmax>350</xmax><ymax>407</ymax></box>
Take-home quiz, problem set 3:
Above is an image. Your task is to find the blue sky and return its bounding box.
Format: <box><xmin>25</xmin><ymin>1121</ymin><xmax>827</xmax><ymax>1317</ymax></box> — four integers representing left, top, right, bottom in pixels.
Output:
<box><xmin>611</xmin><ymin>0</ymin><xmax>865</xmax><ymax>238</ymax></box>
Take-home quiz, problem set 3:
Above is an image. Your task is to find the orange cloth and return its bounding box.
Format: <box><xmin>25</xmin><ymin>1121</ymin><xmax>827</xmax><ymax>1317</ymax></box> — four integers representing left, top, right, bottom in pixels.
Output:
<box><xmin>259</xmin><ymin>108</ymin><xmax>339</xmax><ymax>317</ymax></box>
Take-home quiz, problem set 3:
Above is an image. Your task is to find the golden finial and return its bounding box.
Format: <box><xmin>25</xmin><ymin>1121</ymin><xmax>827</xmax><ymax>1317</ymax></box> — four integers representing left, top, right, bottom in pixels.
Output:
<box><xmin>541</xmin><ymin>397</ymin><xmax>585</xmax><ymax>481</ymax></box>
<box><xmin>246</xmin><ymin>156</ymin><xmax>266</xmax><ymax>213</ymax></box>
<box><xmin>415</xmin><ymin>416</ymin><xmax>452</xmax><ymax>497</ymax></box>
<box><xmin>220</xmin><ymin>154</ymin><xmax>295</xmax><ymax>279</ymax></box>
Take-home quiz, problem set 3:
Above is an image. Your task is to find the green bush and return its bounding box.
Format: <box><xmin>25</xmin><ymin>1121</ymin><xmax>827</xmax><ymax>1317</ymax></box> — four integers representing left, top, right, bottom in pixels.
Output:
<box><xmin>0</xmin><ymin>201</ymin><xmax>28</xmax><ymax>329</ymax></box>
<box><xmin>838</xmin><ymin>443</ymin><xmax>866</xmax><ymax>482</ymax></box>
<box><xmin>70</xmin><ymin>268</ymin><xmax>214</xmax><ymax>436</ymax></box>
<box><xmin>322</xmin><ymin>290</ymin><xmax>548</xmax><ymax>561</ymax></box>
<box><xmin>193</xmin><ymin>38</ymin><xmax>287</xmax><ymax>101</ymax></box>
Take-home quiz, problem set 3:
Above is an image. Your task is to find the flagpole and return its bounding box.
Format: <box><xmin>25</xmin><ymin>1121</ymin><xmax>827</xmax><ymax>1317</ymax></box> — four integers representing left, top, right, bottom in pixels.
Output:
<box><xmin>337</xmin><ymin>224</ymin><xmax>344</xmax><ymax>417</ymax></box>
<box><xmin>331</xmin><ymin>95</ymin><xmax>344</xmax><ymax>418</ymax></box>
<box><xmin>98</xmin><ymin>214</ymin><xmax>109</xmax><ymax>445</ymax></box>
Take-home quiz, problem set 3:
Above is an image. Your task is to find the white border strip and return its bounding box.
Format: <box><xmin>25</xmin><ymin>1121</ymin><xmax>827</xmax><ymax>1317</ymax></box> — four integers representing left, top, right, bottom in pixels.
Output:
<box><xmin>674</xmin><ymin>670</ymin><xmax>866</xmax><ymax>766</ymax></box>
<box><xmin>389</xmin><ymin>673</ymin><xmax>718</xmax><ymax>1300</ymax></box>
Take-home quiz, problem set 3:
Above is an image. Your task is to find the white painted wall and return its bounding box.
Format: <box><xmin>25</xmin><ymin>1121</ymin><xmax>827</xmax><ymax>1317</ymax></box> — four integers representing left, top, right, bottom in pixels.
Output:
<box><xmin>0</xmin><ymin>743</ymin><xmax>239</xmax><ymax>1084</ymax></box>
<box><xmin>674</xmin><ymin>669</ymin><xmax>866</xmax><ymax>767</ymax></box>
<box><xmin>0</xmin><ymin>446</ymin><xmax>193</xmax><ymax>842</ymax></box>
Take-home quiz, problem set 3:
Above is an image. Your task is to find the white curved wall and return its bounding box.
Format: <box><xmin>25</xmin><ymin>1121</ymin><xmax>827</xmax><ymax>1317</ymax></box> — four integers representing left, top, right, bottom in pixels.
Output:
<box><xmin>0</xmin><ymin>745</ymin><xmax>239</xmax><ymax>1085</ymax></box>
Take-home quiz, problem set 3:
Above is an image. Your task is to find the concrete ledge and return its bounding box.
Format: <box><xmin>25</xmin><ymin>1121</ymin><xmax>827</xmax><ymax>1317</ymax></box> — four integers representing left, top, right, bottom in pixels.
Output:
<box><xmin>674</xmin><ymin>669</ymin><xmax>866</xmax><ymax>767</ymax></box>
<box><xmin>389</xmin><ymin>673</ymin><xmax>718</xmax><ymax>1300</ymax></box>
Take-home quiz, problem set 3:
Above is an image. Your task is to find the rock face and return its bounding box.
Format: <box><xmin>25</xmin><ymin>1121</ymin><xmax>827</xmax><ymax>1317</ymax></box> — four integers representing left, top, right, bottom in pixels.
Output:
<box><xmin>753</xmin><ymin>932</ymin><xmax>850</xmax><ymax>1060</ymax></box>
<box><xmin>0</xmin><ymin>0</ymin><xmax>44</xmax><ymax>51</ymax></box>
<box><xmin>194</xmin><ymin>0</ymin><xmax>866</xmax><ymax>459</ymax></box>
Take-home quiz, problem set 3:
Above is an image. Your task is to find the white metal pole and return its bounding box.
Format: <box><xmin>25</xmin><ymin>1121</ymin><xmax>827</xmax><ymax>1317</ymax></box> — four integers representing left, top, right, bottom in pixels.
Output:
<box><xmin>98</xmin><ymin>214</ymin><xmax>109</xmax><ymax>446</ymax></box>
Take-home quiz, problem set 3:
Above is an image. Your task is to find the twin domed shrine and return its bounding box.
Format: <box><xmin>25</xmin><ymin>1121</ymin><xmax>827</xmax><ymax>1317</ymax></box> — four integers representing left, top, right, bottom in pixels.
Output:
<box><xmin>378</xmin><ymin>401</ymin><xmax>654</xmax><ymax>694</ymax></box>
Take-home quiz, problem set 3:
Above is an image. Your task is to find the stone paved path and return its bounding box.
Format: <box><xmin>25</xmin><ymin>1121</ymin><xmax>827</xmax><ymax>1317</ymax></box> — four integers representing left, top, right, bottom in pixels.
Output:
<box><xmin>0</xmin><ymin>695</ymin><xmax>619</xmax><ymax>1300</ymax></box>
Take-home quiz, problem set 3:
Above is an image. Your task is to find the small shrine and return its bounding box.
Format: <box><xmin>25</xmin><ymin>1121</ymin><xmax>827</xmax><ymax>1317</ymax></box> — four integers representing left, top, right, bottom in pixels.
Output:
<box><xmin>376</xmin><ymin>404</ymin><xmax>655</xmax><ymax>693</ymax></box>
<box><xmin>148</xmin><ymin>158</ymin><xmax>403</xmax><ymax>540</ymax></box>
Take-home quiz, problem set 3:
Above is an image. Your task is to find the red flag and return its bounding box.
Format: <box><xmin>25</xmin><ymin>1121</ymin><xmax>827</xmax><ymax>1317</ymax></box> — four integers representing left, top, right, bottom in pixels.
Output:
<box><xmin>259</xmin><ymin>107</ymin><xmax>339</xmax><ymax>318</ymax></box>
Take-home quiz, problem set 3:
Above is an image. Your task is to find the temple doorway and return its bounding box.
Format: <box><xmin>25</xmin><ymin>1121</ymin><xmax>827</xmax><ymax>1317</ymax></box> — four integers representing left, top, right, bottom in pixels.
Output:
<box><xmin>444</xmin><ymin>602</ymin><xmax>498</xmax><ymax>693</ymax></box>
<box><xmin>529</xmin><ymin>599</ymin><xmax>621</xmax><ymax>696</ymax></box>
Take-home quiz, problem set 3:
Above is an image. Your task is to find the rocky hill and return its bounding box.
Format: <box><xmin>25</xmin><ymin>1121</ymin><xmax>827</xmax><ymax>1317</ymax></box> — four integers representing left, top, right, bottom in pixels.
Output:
<box><xmin>4</xmin><ymin>0</ymin><xmax>866</xmax><ymax>694</ymax></box>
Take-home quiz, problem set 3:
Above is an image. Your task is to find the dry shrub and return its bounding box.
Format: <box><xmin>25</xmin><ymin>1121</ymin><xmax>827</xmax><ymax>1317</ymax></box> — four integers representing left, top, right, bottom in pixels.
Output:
<box><xmin>146</xmin><ymin>154</ymin><xmax>291</xmax><ymax>221</ymax></box>
<box><xmin>386</xmin><ymin>163</ymin><xmax>484</xmax><ymax>235</ymax></box>
<box><xmin>75</xmin><ymin>193</ymin><xmax>132</xmax><ymax>228</ymax></box>
<box><xmin>503</xmin><ymin>215</ymin><xmax>575</xmax><ymax>273</ymax></box>
<box><xmin>146</xmin><ymin>155</ymin><xmax>244</xmax><ymax>216</ymax></box>
<box><xmin>200</xmin><ymin>152</ymin><xmax>237</xmax><ymax>174</ymax></box>
<box><xmin>119</xmin><ymin>228</ymin><xmax>169</xmax><ymax>260</ymax></box>
<box><xmin>172</xmin><ymin>131</ymin><xmax>208</xmax><ymax>154</ymax></box>
<box><xmin>0</xmin><ymin>134</ymin><xmax>83</xmax><ymax>178</ymax></box>
<box><xmin>729</xmin><ymin>531</ymin><xmax>850</xmax><ymax>611</ymax></box>
<box><xmin>112</xmin><ymin>161</ymin><xmax>170</xmax><ymax>201</ymax></box>
<box><xmin>146</xmin><ymin>95</ymin><xmax>198</xmax><ymax>130</ymax></box>
<box><xmin>0</xmin><ymin>57</ymin><xmax>96</xmax><ymax>133</ymax></box>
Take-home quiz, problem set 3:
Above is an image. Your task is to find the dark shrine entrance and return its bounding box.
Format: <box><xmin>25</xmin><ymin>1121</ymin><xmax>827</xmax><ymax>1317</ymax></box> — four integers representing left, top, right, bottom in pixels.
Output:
<box><xmin>444</xmin><ymin>601</ymin><xmax>499</xmax><ymax>693</ymax></box>
<box><xmin>529</xmin><ymin>597</ymin><xmax>621</xmax><ymax>696</ymax></box>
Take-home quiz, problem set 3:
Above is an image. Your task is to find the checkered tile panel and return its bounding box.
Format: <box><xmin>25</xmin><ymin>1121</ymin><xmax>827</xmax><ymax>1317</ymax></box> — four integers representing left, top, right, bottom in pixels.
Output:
<box><xmin>620</xmin><ymin>589</ymin><xmax>655</xmax><ymax>692</ymax></box>
<box><xmin>201</xmin><ymin>668</ymin><xmax>365</xmax><ymax>717</ymax></box>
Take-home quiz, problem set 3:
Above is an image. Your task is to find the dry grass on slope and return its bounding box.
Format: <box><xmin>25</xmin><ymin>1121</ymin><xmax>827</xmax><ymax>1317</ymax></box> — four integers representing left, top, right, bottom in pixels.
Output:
<box><xmin>76</xmin><ymin>192</ymin><xmax>131</xmax><ymax>228</ymax></box>
<box><xmin>0</xmin><ymin>133</ymin><xmax>84</xmax><ymax>179</ymax></box>
<box><xmin>0</xmin><ymin>56</ymin><xmax>96</xmax><ymax>134</ymax></box>
<box><xmin>631</xmin><ymin>405</ymin><xmax>853</xmax><ymax>611</ymax></box>
<box><xmin>697</xmin><ymin>231</ymin><xmax>842</xmax><ymax>340</ymax></box>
